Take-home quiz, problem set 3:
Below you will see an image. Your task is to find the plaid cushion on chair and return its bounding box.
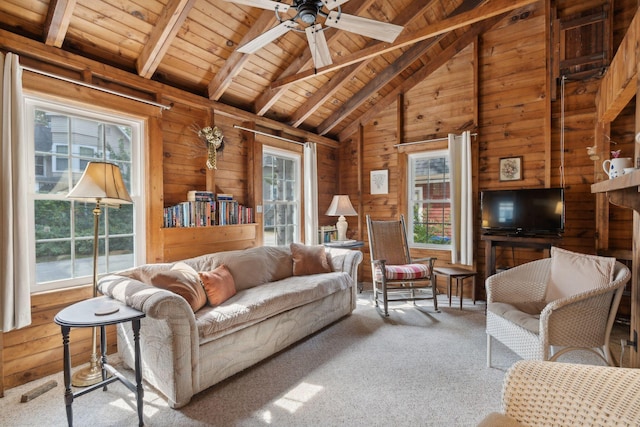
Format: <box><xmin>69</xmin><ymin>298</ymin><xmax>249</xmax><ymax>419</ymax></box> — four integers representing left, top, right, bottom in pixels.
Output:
<box><xmin>375</xmin><ymin>263</ymin><xmax>431</xmax><ymax>281</ymax></box>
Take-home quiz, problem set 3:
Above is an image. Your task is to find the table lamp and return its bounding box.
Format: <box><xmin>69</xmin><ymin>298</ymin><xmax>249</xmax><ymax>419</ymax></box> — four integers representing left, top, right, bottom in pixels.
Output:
<box><xmin>325</xmin><ymin>195</ymin><xmax>357</xmax><ymax>241</ymax></box>
<box><xmin>66</xmin><ymin>161</ymin><xmax>132</xmax><ymax>386</ymax></box>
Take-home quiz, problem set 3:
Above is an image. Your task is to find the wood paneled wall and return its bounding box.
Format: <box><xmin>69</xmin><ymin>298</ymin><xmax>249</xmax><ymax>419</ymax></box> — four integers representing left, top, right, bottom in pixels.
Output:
<box><xmin>0</xmin><ymin>32</ymin><xmax>339</xmax><ymax>393</ymax></box>
<box><xmin>341</xmin><ymin>0</ymin><xmax>635</xmax><ymax>301</ymax></box>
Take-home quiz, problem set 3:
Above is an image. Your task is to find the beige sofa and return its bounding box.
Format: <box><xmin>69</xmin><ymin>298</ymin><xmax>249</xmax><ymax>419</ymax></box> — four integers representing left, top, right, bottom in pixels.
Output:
<box><xmin>98</xmin><ymin>245</ymin><xmax>362</xmax><ymax>408</ymax></box>
<box><xmin>478</xmin><ymin>360</ymin><xmax>640</xmax><ymax>426</ymax></box>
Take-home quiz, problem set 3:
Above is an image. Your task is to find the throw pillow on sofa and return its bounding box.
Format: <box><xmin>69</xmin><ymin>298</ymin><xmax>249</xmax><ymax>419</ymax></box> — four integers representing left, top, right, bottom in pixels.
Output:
<box><xmin>290</xmin><ymin>243</ymin><xmax>332</xmax><ymax>276</ymax></box>
<box><xmin>199</xmin><ymin>264</ymin><xmax>237</xmax><ymax>306</ymax></box>
<box><xmin>149</xmin><ymin>262</ymin><xmax>207</xmax><ymax>312</ymax></box>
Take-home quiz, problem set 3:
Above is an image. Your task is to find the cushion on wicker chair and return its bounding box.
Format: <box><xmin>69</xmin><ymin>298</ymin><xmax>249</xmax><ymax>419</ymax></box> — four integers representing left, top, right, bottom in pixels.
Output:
<box><xmin>488</xmin><ymin>302</ymin><xmax>545</xmax><ymax>334</ymax></box>
<box><xmin>374</xmin><ymin>263</ymin><xmax>431</xmax><ymax>281</ymax></box>
<box><xmin>546</xmin><ymin>246</ymin><xmax>615</xmax><ymax>302</ymax></box>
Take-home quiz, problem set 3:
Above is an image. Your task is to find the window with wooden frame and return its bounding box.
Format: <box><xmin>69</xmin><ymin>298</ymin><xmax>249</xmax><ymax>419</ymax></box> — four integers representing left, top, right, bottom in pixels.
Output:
<box><xmin>25</xmin><ymin>97</ymin><xmax>145</xmax><ymax>292</ymax></box>
<box><xmin>262</xmin><ymin>146</ymin><xmax>301</xmax><ymax>246</ymax></box>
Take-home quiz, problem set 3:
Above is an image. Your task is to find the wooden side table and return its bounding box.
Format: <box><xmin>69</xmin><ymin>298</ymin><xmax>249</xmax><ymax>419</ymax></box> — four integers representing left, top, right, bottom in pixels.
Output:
<box><xmin>54</xmin><ymin>296</ymin><xmax>145</xmax><ymax>427</ymax></box>
<box><xmin>434</xmin><ymin>267</ymin><xmax>477</xmax><ymax>309</ymax></box>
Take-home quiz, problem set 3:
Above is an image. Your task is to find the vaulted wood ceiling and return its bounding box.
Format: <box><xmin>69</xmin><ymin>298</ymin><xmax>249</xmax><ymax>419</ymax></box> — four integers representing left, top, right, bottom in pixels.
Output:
<box><xmin>0</xmin><ymin>0</ymin><xmax>537</xmax><ymax>140</ymax></box>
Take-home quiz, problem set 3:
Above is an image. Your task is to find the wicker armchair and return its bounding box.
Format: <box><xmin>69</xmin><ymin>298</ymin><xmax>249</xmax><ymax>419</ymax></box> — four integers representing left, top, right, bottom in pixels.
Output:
<box><xmin>366</xmin><ymin>215</ymin><xmax>438</xmax><ymax>316</ymax></box>
<box><xmin>486</xmin><ymin>247</ymin><xmax>630</xmax><ymax>367</ymax></box>
<box><xmin>478</xmin><ymin>360</ymin><xmax>640</xmax><ymax>426</ymax></box>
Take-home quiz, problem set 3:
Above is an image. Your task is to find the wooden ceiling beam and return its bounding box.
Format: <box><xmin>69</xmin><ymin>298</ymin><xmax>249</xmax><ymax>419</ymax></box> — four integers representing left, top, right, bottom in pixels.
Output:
<box><xmin>43</xmin><ymin>0</ymin><xmax>76</xmax><ymax>47</ymax></box>
<box><xmin>252</xmin><ymin>0</ymin><xmax>377</xmax><ymax>115</ymax></box>
<box><xmin>136</xmin><ymin>0</ymin><xmax>196</xmax><ymax>79</ymax></box>
<box><xmin>317</xmin><ymin>34</ymin><xmax>445</xmax><ymax>136</ymax></box>
<box><xmin>288</xmin><ymin>0</ymin><xmax>476</xmax><ymax>129</ymax></box>
<box><xmin>271</xmin><ymin>0</ymin><xmax>538</xmax><ymax>88</ymax></box>
<box><xmin>337</xmin><ymin>10</ymin><xmax>510</xmax><ymax>141</ymax></box>
<box><xmin>207</xmin><ymin>9</ymin><xmax>280</xmax><ymax>100</ymax></box>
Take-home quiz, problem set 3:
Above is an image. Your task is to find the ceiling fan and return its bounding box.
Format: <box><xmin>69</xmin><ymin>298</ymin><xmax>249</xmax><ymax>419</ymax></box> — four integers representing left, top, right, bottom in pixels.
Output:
<box><xmin>223</xmin><ymin>0</ymin><xmax>404</xmax><ymax>68</ymax></box>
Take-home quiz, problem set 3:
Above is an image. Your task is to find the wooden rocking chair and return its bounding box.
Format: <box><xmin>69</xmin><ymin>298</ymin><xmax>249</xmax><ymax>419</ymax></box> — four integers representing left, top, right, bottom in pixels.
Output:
<box><xmin>366</xmin><ymin>215</ymin><xmax>439</xmax><ymax>316</ymax></box>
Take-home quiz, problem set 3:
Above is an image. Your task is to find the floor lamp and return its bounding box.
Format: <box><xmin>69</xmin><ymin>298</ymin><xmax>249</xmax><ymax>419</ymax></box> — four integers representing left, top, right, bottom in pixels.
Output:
<box><xmin>66</xmin><ymin>161</ymin><xmax>132</xmax><ymax>387</ymax></box>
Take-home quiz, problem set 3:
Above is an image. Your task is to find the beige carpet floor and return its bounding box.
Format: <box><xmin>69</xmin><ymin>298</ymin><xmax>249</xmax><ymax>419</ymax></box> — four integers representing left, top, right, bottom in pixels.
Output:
<box><xmin>0</xmin><ymin>293</ymin><xmax>630</xmax><ymax>427</ymax></box>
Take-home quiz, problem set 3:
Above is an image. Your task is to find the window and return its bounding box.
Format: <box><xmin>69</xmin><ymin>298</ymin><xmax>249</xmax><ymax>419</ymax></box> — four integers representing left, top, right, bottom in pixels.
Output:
<box><xmin>408</xmin><ymin>150</ymin><xmax>451</xmax><ymax>249</ymax></box>
<box><xmin>262</xmin><ymin>147</ymin><xmax>301</xmax><ymax>246</ymax></box>
<box><xmin>26</xmin><ymin>98</ymin><xmax>145</xmax><ymax>292</ymax></box>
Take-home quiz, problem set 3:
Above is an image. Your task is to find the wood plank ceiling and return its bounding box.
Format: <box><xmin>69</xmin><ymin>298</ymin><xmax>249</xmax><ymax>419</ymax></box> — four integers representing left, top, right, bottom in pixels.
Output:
<box><xmin>0</xmin><ymin>0</ymin><xmax>537</xmax><ymax>140</ymax></box>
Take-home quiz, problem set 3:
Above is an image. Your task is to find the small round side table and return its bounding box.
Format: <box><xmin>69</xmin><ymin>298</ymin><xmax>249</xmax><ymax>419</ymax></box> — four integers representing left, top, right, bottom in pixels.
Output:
<box><xmin>54</xmin><ymin>296</ymin><xmax>145</xmax><ymax>427</ymax></box>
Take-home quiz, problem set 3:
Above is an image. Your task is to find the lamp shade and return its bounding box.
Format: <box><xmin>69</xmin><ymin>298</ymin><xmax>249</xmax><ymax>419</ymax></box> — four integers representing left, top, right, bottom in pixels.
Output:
<box><xmin>325</xmin><ymin>195</ymin><xmax>357</xmax><ymax>216</ymax></box>
<box><xmin>67</xmin><ymin>161</ymin><xmax>132</xmax><ymax>205</ymax></box>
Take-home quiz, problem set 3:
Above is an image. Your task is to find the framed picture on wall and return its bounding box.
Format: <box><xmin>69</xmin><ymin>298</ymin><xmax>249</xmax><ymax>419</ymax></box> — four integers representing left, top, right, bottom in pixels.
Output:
<box><xmin>499</xmin><ymin>157</ymin><xmax>523</xmax><ymax>181</ymax></box>
<box><xmin>370</xmin><ymin>169</ymin><xmax>388</xmax><ymax>194</ymax></box>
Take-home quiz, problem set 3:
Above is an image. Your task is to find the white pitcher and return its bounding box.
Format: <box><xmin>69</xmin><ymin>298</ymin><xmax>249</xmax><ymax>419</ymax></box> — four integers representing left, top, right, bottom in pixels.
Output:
<box><xmin>603</xmin><ymin>157</ymin><xmax>633</xmax><ymax>179</ymax></box>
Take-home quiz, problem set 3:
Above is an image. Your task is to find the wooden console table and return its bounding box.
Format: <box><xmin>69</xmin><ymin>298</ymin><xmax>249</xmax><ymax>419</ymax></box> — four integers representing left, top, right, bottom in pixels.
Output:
<box><xmin>481</xmin><ymin>234</ymin><xmax>562</xmax><ymax>279</ymax></box>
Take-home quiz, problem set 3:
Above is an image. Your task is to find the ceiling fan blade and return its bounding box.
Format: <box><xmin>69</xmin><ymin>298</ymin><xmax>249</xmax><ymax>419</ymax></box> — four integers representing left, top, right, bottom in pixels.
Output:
<box><xmin>320</xmin><ymin>0</ymin><xmax>350</xmax><ymax>10</ymax></box>
<box><xmin>237</xmin><ymin>21</ymin><xmax>298</xmax><ymax>54</ymax></box>
<box><xmin>222</xmin><ymin>0</ymin><xmax>290</xmax><ymax>12</ymax></box>
<box><xmin>325</xmin><ymin>11</ymin><xmax>403</xmax><ymax>43</ymax></box>
<box><xmin>305</xmin><ymin>24</ymin><xmax>333</xmax><ymax>68</ymax></box>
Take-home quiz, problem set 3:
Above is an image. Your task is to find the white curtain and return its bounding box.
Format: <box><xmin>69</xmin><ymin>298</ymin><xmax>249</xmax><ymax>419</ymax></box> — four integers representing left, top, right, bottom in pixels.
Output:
<box><xmin>303</xmin><ymin>142</ymin><xmax>319</xmax><ymax>245</ymax></box>
<box><xmin>448</xmin><ymin>131</ymin><xmax>473</xmax><ymax>265</ymax></box>
<box><xmin>0</xmin><ymin>52</ymin><xmax>31</xmax><ymax>331</ymax></box>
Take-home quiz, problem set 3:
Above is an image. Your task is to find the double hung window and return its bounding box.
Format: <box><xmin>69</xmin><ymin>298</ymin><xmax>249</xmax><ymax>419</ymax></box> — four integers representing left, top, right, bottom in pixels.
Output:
<box><xmin>262</xmin><ymin>147</ymin><xmax>301</xmax><ymax>246</ymax></box>
<box><xmin>26</xmin><ymin>98</ymin><xmax>144</xmax><ymax>292</ymax></box>
<box><xmin>408</xmin><ymin>150</ymin><xmax>452</xmax><ymax>249</ymax></box>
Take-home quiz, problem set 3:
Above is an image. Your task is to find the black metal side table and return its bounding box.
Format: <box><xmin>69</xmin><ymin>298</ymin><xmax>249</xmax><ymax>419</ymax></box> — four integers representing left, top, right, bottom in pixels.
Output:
<box><xmin>54</xmin><ymin>296</ymin><xmax>145</xmax><ymax>427</ymax></box>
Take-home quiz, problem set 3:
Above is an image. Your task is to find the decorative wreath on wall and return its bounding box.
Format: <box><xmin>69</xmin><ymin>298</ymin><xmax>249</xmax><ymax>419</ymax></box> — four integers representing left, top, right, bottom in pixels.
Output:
<box><xmin>192</xmin><ymin>124</ymin><xmax>224</xmax><ymax>170</ymax></box>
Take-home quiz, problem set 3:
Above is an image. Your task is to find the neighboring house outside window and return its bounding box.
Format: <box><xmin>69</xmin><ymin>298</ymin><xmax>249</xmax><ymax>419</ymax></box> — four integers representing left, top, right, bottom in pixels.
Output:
<box><xmin>26</xmin><ymin>98</ymin><xmax>145</xmax><ymax>293</ymax></box>
<box><xmin>408</xmin><ymin>150</ymin><xmax>452</xmax><ymax>249</ymax></box>
<box><xmin>262</xmin><ymin>146</ymin><xmax>301</xmax><ymax>246</ymax></box>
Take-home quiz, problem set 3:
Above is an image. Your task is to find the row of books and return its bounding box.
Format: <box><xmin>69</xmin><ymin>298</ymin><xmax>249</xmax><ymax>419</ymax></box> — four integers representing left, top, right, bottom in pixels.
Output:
<box><xmin>163</xmin><ymin>191</ymin><xmax>253</xmax><ymax>228</ymax></box>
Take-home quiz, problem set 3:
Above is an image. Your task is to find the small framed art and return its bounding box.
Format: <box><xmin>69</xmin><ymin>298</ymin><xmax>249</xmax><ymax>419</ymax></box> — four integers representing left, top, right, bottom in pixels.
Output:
<box><xmin>499</xmin><ymin>157</ymin><xmax>522</xmax><ymax>181</ymax></box>
<box><xmin>370</xmin><ymin>169</ymin><xmax>388</xmax><ymax>194</ymax></box>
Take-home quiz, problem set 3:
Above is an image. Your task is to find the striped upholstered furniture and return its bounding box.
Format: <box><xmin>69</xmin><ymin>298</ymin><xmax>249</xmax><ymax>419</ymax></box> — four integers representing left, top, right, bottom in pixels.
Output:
<box><xmin>478</xmin><ymin>360</ymin><xmax>640</xmax><ymax>426</ymax></box>
<box><xmin>486</xmin><ymin>247</ymin><xmax>630</xmax><ymax>367</ymax></box>
<box><xmin>366</xmin><ymin>215</ymin><xmax>438</xmax><ymax>316</ymax></box>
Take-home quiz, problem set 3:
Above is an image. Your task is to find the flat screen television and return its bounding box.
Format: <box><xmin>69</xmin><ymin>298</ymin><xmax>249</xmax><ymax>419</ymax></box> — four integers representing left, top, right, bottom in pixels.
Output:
<box><xmin>481</xmin><ymin>188</ymin><xmax>565</xmax><ymax>236</ymax></box>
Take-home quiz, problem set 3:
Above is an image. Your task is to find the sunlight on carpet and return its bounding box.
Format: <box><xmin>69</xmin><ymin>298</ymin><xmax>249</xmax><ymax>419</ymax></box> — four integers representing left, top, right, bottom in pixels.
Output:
<box><xmin>0</xmin><ymin>292</ymin><xmax>630</xmax><ymax>427</ymax></box>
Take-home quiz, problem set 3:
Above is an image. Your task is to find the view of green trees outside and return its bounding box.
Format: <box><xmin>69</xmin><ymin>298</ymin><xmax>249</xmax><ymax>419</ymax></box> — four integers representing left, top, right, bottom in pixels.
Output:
<box><xmin>411</xmin><ymin>156</ymin><xmax>452</xmax><ymax>246</ymax></box>
<box><xmin>33</xmin><ymin>107</ymin><xmax>135</xmax><ymax>284</ymax></box>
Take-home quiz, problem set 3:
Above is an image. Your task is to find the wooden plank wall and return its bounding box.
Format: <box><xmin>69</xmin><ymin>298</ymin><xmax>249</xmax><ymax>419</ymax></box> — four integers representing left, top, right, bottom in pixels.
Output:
<box><xmin>350</xmin><ymin>43</ymin><xmax>476</xmax><ymax>289</ymax></box>
<box><xmin>0</xmin><ymin>40</ymin><xmax>340</xmax><ymax>393</ymax></box>
<box><xmin>344</xmin><ymin>0</ymin><xmax>636</xmax><ymax>301</ymax></box>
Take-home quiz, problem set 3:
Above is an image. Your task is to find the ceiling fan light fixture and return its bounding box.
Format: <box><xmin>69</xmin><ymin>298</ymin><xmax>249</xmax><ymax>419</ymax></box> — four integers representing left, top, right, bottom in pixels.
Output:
<box><xmin>295</xmin><ymin>0</ymin><xmax>323</xmax><ymax>25</ymax></box>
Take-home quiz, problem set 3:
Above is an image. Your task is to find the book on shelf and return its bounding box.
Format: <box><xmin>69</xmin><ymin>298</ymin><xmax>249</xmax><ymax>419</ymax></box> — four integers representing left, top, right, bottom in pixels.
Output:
<box><xmin>318</xmin><ymin>225</ymin><xmax>337</xmax><ymax>243</ymax></box>
<box><xmin>187</xmin><ymin>190</ymin><xmax>215</xmax><ymax>202</ymax></box>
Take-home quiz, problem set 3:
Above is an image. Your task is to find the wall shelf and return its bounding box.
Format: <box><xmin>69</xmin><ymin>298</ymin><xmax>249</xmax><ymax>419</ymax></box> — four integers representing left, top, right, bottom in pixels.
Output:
<box><xmin>591</xmin><ymin>169</ymin><xmax>640</xmax><ymax>212</ymax></box>
<box><xmin>158</xmin><ymin>223</ymin><xmax>259</xmax><ymax>262</ymax></box>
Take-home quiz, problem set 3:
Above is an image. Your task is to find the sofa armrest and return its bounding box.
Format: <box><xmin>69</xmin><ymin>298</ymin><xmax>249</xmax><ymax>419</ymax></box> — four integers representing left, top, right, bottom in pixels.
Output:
<box><xmin>98</xmin><ymin>274</ymin><xmax>198</xmax><ymax>408</ymax></box>
<box><xmin>500</xmin><ymin>360</ymin><xmax>640</xmax><ymax>425</ymax></box>
<box><xmin>325</xmin><ymin>248</ymin><xmax>363</xmax><ymax>285</ymax></box>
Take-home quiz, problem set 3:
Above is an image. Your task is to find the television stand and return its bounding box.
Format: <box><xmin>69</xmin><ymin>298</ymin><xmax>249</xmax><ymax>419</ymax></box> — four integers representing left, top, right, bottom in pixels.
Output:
<box><xmin>481</xmin><ymin>234</ymin><xmax>562</xmax><ymax>278</ymax></box>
